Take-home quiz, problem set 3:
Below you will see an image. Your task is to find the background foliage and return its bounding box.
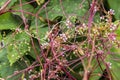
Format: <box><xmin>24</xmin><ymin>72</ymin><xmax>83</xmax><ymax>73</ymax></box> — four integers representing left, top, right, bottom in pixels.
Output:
<box><xmin>0</xmin><ymin>0</ymin><xmax>120</xmax><ymax>80</ymax></box>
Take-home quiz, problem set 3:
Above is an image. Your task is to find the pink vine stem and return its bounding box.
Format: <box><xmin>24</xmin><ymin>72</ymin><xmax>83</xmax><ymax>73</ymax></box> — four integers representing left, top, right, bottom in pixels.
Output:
<box><xmin>19</xmin><ymin>0</ymin><xmax>28</xmax><ymax>29</ymax></box>
<box><xmin>88</xmin><ymin>0</ymin><xmax>97</xmax><ymax>33</ymax></box>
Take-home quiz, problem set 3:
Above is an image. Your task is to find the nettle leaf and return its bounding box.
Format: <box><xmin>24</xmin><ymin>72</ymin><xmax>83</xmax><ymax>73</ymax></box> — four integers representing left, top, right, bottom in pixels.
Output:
<box><xmin>0</xmin><ymin>12</ymin><xmax>20</xmax><ymax>30</ymax></box>
<box><xmin>0</xmin><ymin>48</ymin><xmax>26</xmax><ymax>80</ymax></box>
<box><xmin>0</xmin><ymin>48</ymin><xmax>15</xmax><ymax>79</ymax></box>
<box><xmin>11</xmin><ymin>0</ymin><xmax>34</xmax><ymax>18</ymax></box>
<box><xmin>5</xmin><ymin>31</ymin><xmax>30</xmax><ymax>66</ymax></box>
<box><xmin>38</xmin><ymin>0</ymin><xmax>89</xmax><ymax>20</ymax></box>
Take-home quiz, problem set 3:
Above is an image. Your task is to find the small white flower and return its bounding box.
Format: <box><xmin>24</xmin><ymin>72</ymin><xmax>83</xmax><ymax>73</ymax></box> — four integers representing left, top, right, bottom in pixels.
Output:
<box><xmin>65</xmin><ymin>19</ymin><xmax>73</xmax><ymax>28</ymax></box>
<box><xmin>100</xmin><ymin>16</ymin><xmax>105</xmax><ymax>20</ymax></box>
<box><xmin>28</xmin><ymin>69</ymin><xmax>32</xmax><ymax>74</ymax></box>
<box><xmin>105</xmin><ymin>19</ymin><xmax>108</xmax><ymax>22</ymax></box>
<box><xmin>42</xmin><ymin>42</ymin><xmax>49</xmax><ymax>49</ymax></box>
<box><xmin>94</xmin><ymin>6</ymin><xmax>98</xmax><ymax>12</ymax></box>
<box><xmin>108</xmin><ymin>9</ymin><xmax>115</xmax><ymax>15</ymax></box>
<box><xmin>23</xmin><ymin>78</ymin><xmax>27</xmax><ymax>80</ymax></box>
<box><xmin>82</xmin><ymin>23</ymin><xmax>87</xmax><ymax>28</ymax></box>
<box><xmin>60</xmin><ymin>33</ymin><xmax>68</xmax><ymax>42</ymax></box>
<box><xmin>15</xmin><ymin>28</ymin><xmax>22</xmax><ymax>33</ymax></box>
<box><xmin>107</xmin><ymin>62</ymin><xmax>112</xmax><ymax>68</ymax></box>
<box><xmin>53</xmin><ymin>41</ymin><xmax>59</xmax><ymax>47</ymax></box>
<box><xmin>110</xmin><ymin>23</ymin><xmax>117</xmax><ymax>31</ymax></box>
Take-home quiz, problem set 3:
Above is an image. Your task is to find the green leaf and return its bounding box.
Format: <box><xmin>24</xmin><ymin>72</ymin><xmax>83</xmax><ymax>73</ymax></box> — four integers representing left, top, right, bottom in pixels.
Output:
<box><xmin>38</xmin><ymin>0</ymin><xmax>89</xmax><ymax>20</ymax></box>
<box><xmin>113</xmin><ymin>20</ymin><xmax>120</xmax><ymax>40</ymax></box>
<box><xmin>108</xmin><ymin>0</ymin><xmax>120</xmax><ymax>20</ymax></box>
<box><xmin>106</xmin><ymin>50</ymin><xmax>120</xmax><ymax>80</ymax></box>
<box><xmin>0</xmin><ymin>33</ymin><xmax>2</xmax><ymax>41</ymax></box>
<box><xmin>30</xmin><ymin>19</ymin><xmax>48</xmax><ymax>43</ymax></box>
<box><xmin>90</xmin><ymin>58</ymin><xmax>106</xmax><ymax>80</ymax></box>
<box><xmin>12</xmin><ymin>0</ymin><xmax>34</xmax><ymax>18</ymax></box>
<box><xmin>0</xmin><ymin>0</ymin><xmax>17</xmax><ymax>9</ymax></box>
<box><xmin>31</xmin><ymin>0</ymin><xmax>89</xmax><ymax>43</ymax></box>
<box><xmin>29</xmin><ymin>38</ymin><xmax>41</xmax><ymax>59</ymax></box>
<box><xmin>8</xmin><ymin>0</ymin><xmax>18</xmax><ymax>9</ymax></box>
<box><xmin>0</xmin><ymin>48</ymin><xmax>26</xmax><ymax>80</ymax></box>
<box><xmin>0</xmin><ymin>0</ymin><xmax>6</xmax><ymax>7</ymax></box>
<box><xmin>6</xmin><ymin>31</ymin><xmax>30</xmax><ymax>66</ymax></box>
<box><xmin>0</xmin><ymin>12</ymin><xmax>20</xmax><ymax>30</ymax></box>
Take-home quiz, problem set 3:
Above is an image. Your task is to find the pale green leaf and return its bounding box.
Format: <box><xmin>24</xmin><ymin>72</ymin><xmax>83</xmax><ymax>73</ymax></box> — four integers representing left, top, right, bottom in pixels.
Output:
<box><xmin>6</xmin><ymin>31</ymin><xmax>30</xmax><ymax>65</ymax></box>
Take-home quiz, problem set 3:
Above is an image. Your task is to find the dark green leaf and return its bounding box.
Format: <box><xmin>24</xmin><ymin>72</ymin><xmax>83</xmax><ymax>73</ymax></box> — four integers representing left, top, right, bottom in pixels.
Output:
<box><xmin>0</xmin><ymin>12</ymin><xmax>20</xmax><ymax>30</ymax></box>
<box><xmin>12</xmin><ymin>0</ymin><xmax>34</xmax><ymax>18</ymax></box>
<box><xmin>106</xmin><ymin>50</ymin><xmax>120</xmax><ymax>80</ymax></box>
<box><xmin>0</xmin><ymin>48</ymin><xmax>26</xmax><ymax>80</ymax></box>
<box><xmin>108</xmin><ymin>0</ymin><xmax>120</xmax><ymax>20</ymax></box>
<box><xmin>0</xmin><ymin>0</ymin><xmax>17</xmax><ymax>9</ymax></box>
<box><xmin>37</xmin><ymin>0</ymin><xmax>89</xmax><ymax>20</ymax></box>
